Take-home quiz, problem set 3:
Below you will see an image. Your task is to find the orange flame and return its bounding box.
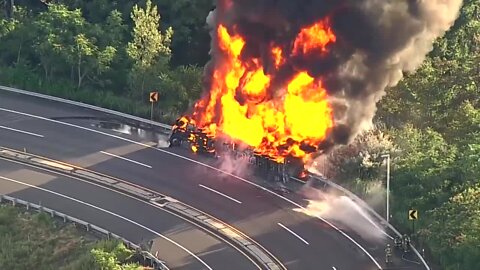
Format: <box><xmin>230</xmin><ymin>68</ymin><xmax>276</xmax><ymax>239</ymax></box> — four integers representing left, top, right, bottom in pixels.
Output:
<box><xmin>191</xmin><ymin>145</ymin><xmax>198</xmax><ymax>153</ymax></box>
<box><xmin>271</xmin><ymin>46</ymin><xmax>284</xmax><ymax>69</ymax></box>
<box><xmin>293</xmin><ymin>19</ymin><xmax>336</xmax><ymax>55</ymax></box>
<box><xmin>193</xmin><ymin>18</ymin><xmax>336</xmax><ymax>162</ymax></box>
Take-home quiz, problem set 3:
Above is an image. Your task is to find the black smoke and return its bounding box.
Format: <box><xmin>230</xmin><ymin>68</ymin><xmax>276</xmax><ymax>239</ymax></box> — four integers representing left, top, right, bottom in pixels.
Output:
<box><xmin>198</xmin><ymin>0</ymin><xmax>462</xmax><ymax>151</ymax></box>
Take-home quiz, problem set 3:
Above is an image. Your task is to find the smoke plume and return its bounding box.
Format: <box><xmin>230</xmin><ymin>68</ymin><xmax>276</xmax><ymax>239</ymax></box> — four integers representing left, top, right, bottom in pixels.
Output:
<box><xmin>197</xmin><ymin>0</ymin><xmax>462</xmax><ymax>153</ymax></box>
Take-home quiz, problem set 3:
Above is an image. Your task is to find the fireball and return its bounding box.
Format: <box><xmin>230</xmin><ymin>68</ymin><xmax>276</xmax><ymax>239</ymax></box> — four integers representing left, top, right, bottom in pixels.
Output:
<box><xmin>188</xmin><ymin>0</ymin><xmax>461</xmax><ymax>164</ymax></box>
<box><xmin>192</xmin><ymin>18</ymin><xmax>336</xmax><ymax>163</ymax></box>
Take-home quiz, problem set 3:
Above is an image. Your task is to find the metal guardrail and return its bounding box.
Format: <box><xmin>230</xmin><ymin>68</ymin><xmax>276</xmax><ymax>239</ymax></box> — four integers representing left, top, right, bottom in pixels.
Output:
<box><xmin>0</xmin><ymin>85</ymin><xmax>172</xmax><ymax>134</ymax></box>
<box><xmin>0</xmin><ymin>194</ymin><xmax>169</xmax><ymax>270</ymax></box>
<box><xmin>0</xmin><ymin>146</ymin><xmax>284</xmax><ymax>270</ymax></box>
<box><xmin>0</xmin><ymin>85</ymin><xmax>429</xmax><ymax>269</ymax></box>
<box><xmin>294</xmin><ymin>175</ymin><xmax>430</xmax><ymax>270</ymax></box>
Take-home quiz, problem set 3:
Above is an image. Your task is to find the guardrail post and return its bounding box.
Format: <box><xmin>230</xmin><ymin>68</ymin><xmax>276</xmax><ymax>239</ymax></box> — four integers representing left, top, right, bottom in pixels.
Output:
<box><xmin>0</xmin><ymin>193</ymin><xmax>170</xmax><ymax>270</ymax></box>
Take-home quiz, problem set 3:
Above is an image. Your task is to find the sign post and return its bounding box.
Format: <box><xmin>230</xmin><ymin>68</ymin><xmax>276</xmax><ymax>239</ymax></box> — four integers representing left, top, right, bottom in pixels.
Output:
<box><xmin>408</xmin><ymin>209</ymin><xmax>418</xmax><ymax>235</ymax></box>
<box><xmin>149</xmin><ymin>91</ymin><xmax>159</xmax><ymax>120</ymax></box>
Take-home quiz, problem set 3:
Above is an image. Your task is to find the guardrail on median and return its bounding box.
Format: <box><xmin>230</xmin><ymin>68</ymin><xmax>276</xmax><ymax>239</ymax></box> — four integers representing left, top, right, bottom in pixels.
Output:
<box><xmin>0</xmin><ymin>194</ymin><xmax>169</xmax><ymax>270</ymax></box>
<box><xmin>0</xmin><ymin>86</ymin><xmax>427</xmax><ymax>269</ymax></box>
<box><xmin>0</xmin><ymin>146</ymin><xmax>285</xmax><ymax>270</ymax></box>
<box><xmin>0</xmin><ymin>85</ymin><xmax>172</xmax><ymax>134</ymax></box>
<box><xmin>295</xmin><ymin>175</ymin><xmax>430</xmax><ymax>270</ymax></box>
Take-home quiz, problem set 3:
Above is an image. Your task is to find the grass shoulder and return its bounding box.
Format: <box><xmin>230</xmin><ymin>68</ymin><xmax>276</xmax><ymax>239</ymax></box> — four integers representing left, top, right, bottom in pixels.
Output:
<box><xmin>0</xmin><ymin>205</ymin><xmax>144</xmax><ymax>270</ymax></box>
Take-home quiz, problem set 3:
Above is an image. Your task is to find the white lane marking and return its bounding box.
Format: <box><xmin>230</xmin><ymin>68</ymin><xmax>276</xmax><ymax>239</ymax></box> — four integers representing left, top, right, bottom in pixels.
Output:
<box><xmin>0</xmin><ymin>107</ymin><xmax>382</xmax><ymax>269</ymax></box>
<box><xmin>332</xmin><ymin>267</ymin><xmax>337</xmax><ymax>270</ymax></box>
<box><xmin>303</xmin><ymin>175</ymin><xmax>393</xmax><ymax>240</ymax></box>
<box><xmin>0</xmin><ymin>175</ymin><xmax>213</xmax><ymax>270</ymax></box>
<box><xmin>199</xmin><ymin>184</ymin><xmax>242</xmax><ymax>204</ymax></box>
<box><xmin>0</xmin><ymin>125</ymin><xmax>44</xmax><ymax>138</ymax></box>
<box><xmin>277</xmin><ymin>222</ymin><xmax>309</xmax><ymax>245</ymax></box>
<box><xmin>0</xmin><ymin>156</ymin><xmax>262</xmax><ymax>270</ymax></box>
<box><xmin>100</xmin><ymin>151</ymin><xmax>152</xmax><ymax>168</ymax></box>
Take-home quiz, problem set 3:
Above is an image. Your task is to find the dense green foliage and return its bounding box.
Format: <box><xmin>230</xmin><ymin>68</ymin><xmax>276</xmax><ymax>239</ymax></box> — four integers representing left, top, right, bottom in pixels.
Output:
<box><xmin>0</xmin><ymin>0</ymin><xmax>207</xmax><ymax>123</ymax></box>
<box><xmin>329</xmin><ymin>1</ymin><xmax>479</xmax><ymax>269</ymax></box>
<box><xmin>0</xmin><ymin>0</ymin><xmax>478</xmax><ymax>269</ymax></box>
<box><xmin>0</xmin><ymin>205</ymin><xmax>141</xmax><ymax>269</ymax></box>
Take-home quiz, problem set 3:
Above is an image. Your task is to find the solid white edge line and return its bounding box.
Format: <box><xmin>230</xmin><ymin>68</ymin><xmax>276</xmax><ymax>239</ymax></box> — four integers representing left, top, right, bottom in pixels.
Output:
<box><xmin>0</xmin><ymin>107</ymin><xmax>383</xmax><ymax>269</ymax></box>
<box><xmin>332</xmin><ymin>267</ymin><xmax>337</xmax><ymax>270</ymax></box>
<box><xmin>100</xmin><ymin>151</ymin><xmax>152</xmax><ymax>168</ymax></box>
<box><xmin>0</xmin><ymin>125</ymin><xmax>44</xmax><ymax>138</ymax></box>
<box><xmin>199</xmin><ymin>184</ymin><xmax>242</xmax><ymax>204</ymax></box>
<box><xmin>0</xmin><ymin>156</ymin><xmax>262</xmax><ymax>270</ymax></box>
<box><xmin>0</xmin><ymin>175</ymin><xmax>213</xmax><ymax>270</ymax></box>
<box><xmin>277</xmin><ymin>222</ymin><xmax>309</xmax><ymax>245</ymax></box>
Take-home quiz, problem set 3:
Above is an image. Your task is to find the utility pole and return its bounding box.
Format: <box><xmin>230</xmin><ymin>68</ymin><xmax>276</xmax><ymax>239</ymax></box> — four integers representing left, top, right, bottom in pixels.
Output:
<box><xmin>381</xmin><ymin>154</ymin><xmax>391</xmax><ymax>223</ymax></box>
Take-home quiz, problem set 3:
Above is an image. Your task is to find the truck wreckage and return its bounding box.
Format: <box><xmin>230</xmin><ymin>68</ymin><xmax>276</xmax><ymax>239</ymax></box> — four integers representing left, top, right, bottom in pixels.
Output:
<box><xmin>168</xmin><ymin>116</ymin><xmax>309</xmax><ymax>183</ymax></box>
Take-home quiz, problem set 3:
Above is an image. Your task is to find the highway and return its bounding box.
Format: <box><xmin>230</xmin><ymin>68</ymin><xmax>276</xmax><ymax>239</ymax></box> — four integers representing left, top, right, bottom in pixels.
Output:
<box><xmin>0</xmin><ymin>157</ymin><xmax>257</xmax><ymax>270</ymax></box>
<box><xmin>0</xmin><ymin>90</ymin><xmax>417</xmax><ymax>270</ymax></box>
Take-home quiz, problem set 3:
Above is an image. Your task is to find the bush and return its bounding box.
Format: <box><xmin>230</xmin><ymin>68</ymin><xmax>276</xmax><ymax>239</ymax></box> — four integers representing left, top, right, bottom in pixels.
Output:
<box><xmin>0</xmin><ymin>66</ymin><xmax>178</xmax><ymax>124</ymax></box>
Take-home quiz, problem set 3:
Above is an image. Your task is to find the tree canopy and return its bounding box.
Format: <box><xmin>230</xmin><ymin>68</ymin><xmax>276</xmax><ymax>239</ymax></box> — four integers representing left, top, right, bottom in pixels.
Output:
<box><xmin>0</xmin><ymin>0</ymin><xmax>478</xmax><ymax>269</ymax></box>
<box><xmin>328</xmin><ymin>1</ymin><xmax>479</xmax><ymax>268</ymax></box>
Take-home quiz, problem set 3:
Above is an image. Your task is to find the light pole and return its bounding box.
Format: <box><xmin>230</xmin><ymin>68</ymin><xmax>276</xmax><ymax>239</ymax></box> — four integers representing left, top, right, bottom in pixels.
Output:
<box><xmin>381</xmin><ymin>154</ymin><xmax>391</xmax><ymax>223</ymax></box>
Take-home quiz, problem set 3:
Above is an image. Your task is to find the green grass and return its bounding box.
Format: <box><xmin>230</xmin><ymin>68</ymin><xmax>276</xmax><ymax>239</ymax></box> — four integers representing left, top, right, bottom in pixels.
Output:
<box><xmin>0</xmin><ymin>205</ymin><xmax>140</xmax><ymax>270</ymax></box>
<box><xmin>0</xmin><ymin>65</ymin><xmax>178</xmax><ymax>125</ymax></box>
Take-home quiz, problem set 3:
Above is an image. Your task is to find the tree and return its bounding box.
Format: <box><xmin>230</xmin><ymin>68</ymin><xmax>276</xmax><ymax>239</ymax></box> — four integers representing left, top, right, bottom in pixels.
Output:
<box><xmin>91</xmin><ymin>240</ymin><xmax>141</xmax><ymax>270</ymax></box>
<box><xmin>0</xmin><ymin>6</ymin><xmax>33</xmax><ymax>65</ymax></box>
<box><xmin>102</xmin><ymin>10</ymin><xmax>128</xmax><ymax>49</ymax></box>
<box><xmin>422</xmin><ymin>184</ymin><xmax>480</xmax><ymax>270</ymax></box>
<box><xmin>156</xmin><ymin>0</ymin><xmax>213</xmax><ymax>66</ymax></box>
<box><xmin>72</xmin><ymin>33</ymin><xmax>116</xmax><ymax>89</ymax></box>
<box><xmin>32</xmin><ymin>4</ymin><xmax>117</xmax><ymax>88</ymax></box>
<box><xmin>389</xmin><ymin>126</ymin><xmax>458</xmax><ymax>228</ymax></box>
<box><xmin>127</xmin><ymin>0</ymin><xmax>173</xmax><ymax>97</ymax></box>
<box><xmin>373</xmin><ymin>3</ymin><xmax>479</xmax><ymax>266</ymax></box>
<box><xmin>32</xmin><ymin>4</ymin><xmax>86</xmax><ymax>82</ymax></box>
<box><xmin>377</xmin><ymin>0</ymin><xmax>479</xmax><ymax>140</ymax></box>
<box><xmin>431</xmin><ymin>0</ymin><xmax>479</xmax><ymax>60</ymax></box>
<box><xmin>327</xmin><ymin>128</ymin><xmax>395</xmax><ymax>180</ymax></box>
<box><xmin>157</xmin><ymin>64</ymin><xmax>203</xmax><ymax>116</ymax></box>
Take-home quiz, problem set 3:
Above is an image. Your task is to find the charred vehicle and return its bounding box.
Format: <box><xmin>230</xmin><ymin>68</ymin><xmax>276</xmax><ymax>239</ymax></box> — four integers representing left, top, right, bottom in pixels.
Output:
<box><xmin>169</xmin><ymin>116</ymin><xmax>216</xmax><ymax>155</ymax></box>
<box><xmin>169</xmin><ymin>117</ymin><xmax>308</xmax><ymax>182</ymax></box>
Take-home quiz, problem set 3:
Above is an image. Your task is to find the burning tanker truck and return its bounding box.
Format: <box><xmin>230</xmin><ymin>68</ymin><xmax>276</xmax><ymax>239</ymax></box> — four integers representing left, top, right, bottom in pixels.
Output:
<box><xmin>169</xmin><ymin>0</ymin><xmax>462</xmax><ymax>182</ymax></box>
<box><xmin>169</xmin><ymin>115</ymin><xmax>308</xmax><ymax>182</ymax></box>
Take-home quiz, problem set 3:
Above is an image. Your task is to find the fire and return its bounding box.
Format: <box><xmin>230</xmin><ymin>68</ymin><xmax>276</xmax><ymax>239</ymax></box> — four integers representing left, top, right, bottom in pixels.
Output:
<box><xmin>192</xmin><ymin>18</ymin><xmax>336</xmax><ymax>162</ymax></box>
<box><xmin>271</xmin><ymin>46</ymin><xmax>284</xmax><ymax>69</ymax></box>
<box><xmin>293</xmin><ymin>20</ymin><xmax>336</xmax><ymax>55</ymax></box>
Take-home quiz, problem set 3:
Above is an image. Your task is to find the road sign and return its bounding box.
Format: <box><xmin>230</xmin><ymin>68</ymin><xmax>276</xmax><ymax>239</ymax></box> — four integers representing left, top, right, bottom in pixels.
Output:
<box><xmin>149</xmin><ymin>91</ymin><xmax>159</xmax><ymax>103</ymax></box>
<box><xmin>408</xmin><ymin>209</ymin><xmax>418</xmax><ymax>220</ymax></box>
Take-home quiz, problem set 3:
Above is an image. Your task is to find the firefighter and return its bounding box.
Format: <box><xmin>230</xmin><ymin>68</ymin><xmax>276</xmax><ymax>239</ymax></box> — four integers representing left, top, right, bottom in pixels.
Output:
<box><xmin>394</xmin><ymin>235</ymin><xmax>402</xmax><ymax>249</ymax></box>
<box><xmin>402</xmin><ymin>234</ymin><xmax>411</xmax><ymax>253</ymax></box>
<box><xmin>385</xmin><ymin>244</ymin><xmax>393</xmax><ymax>264</ymax></box>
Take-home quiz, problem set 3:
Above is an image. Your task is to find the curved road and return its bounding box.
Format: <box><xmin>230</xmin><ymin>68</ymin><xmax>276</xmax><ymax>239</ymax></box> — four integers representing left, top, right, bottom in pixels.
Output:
<box><xmin>0</xmin><ymin>90</ymin><xmax>394</xmax><ymax>270</ymax></box>
<box><xmin>0</xmin><ymin>157</ymin><xmax>256</xmax><ymax>270</ymax></box>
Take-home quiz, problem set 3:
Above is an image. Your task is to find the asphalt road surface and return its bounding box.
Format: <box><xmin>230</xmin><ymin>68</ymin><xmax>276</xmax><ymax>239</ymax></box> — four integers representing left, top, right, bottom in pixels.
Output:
<box><xmin>0</xmin><ymin>90</ymin><xmax>423</xmax><ymax>270</ymax></box>
<box><xmin>0</xmin><ymin>157</ymin><xmax>257</xmax><ymax>270</ymax></box>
